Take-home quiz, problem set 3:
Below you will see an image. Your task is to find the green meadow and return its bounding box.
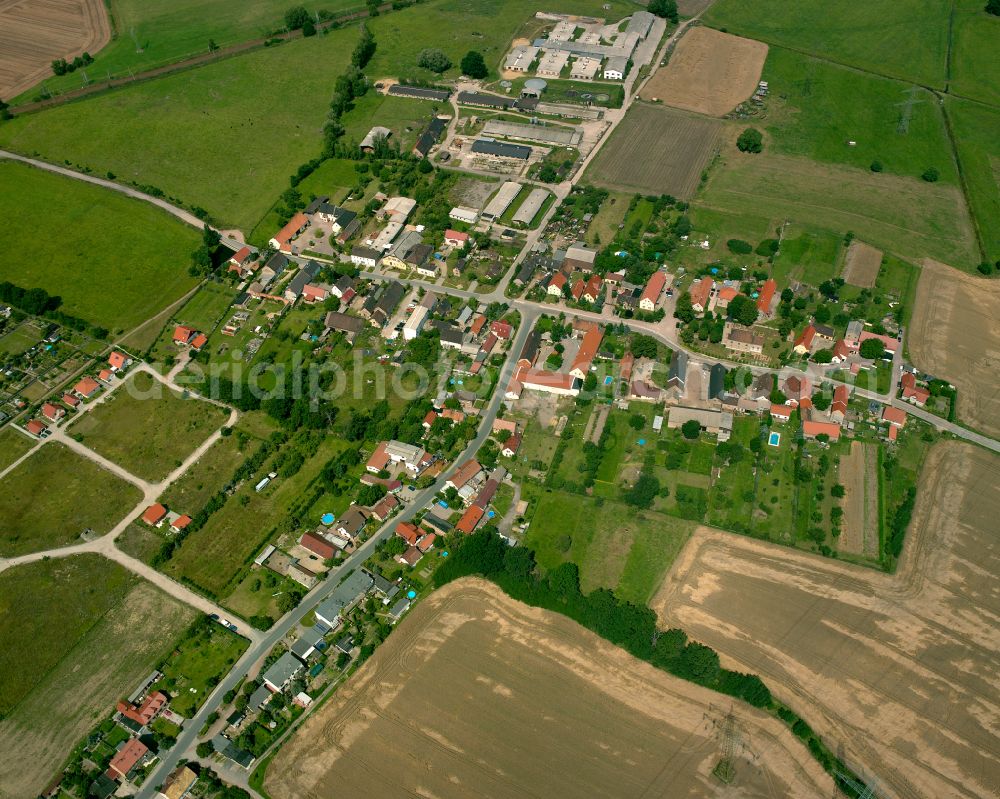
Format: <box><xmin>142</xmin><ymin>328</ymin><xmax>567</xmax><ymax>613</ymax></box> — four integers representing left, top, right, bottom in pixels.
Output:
<box><xmin>946</xmin><ymin>97</ymin><xmax>1000</xmax><ymax>262</ymax></box>
<box><xmin>0</xmin><ymin>160</ymin><xmax>199</xmax><ymax>332</ymax></box>
<box><xmin>703</xmin><ymin>0</ymin><xmax>951</xmax><ymax>87</ymax></box>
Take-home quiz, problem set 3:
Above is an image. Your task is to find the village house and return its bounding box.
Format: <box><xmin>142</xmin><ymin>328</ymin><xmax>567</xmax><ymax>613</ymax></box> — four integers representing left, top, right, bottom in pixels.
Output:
<box><xmin>793</xmin><ymin>324</ymin><xmax>817</xmax><ymax>355</ymax></box>
<box><xmin>667</xmin><ymin>406</ymin><xmax>734</xmax><ymax>442</ymax></box>
<box><xmin>227</xmin><ymin>246</ymin><xmax>255</xmax><ymax>277</ymax></box>
<box><xmin>41</xmin><ymin>402</ymin><xmax>65</xmax><ymax>422</ymax></box>
<box><xmin>350</xmin><ymin>245</ymin><xmax>380</xmax><ymax>269</ymax></box>
<box><xmin>109</xmin><ymin>739</ymin><xmax>152</xmax><ymax>782</ymax></box>
<box><xmin>142</xmin><ymin>503</ymin><xmax>168</xmax><ymax>527</ymax></box>
<box><xmin>269</xmin><ymin>212</ymin><xmax>309</xmax><ymax>253</ymax></box>
<box><xmin>756</xmin><ymin>279</ymin><xmax>777</xmax><ymax>317</ymax></box>
<box><xmin>314</xmin><ymin>569</ymin><xmax>373</xmax><ymax>629</ymax></box>
<box><xmin>803</xmin><ymin>419</ymin><xmax>841</xmax><ymax>443</ymax></box>
<box><xmin>900</xmin><ymin>372</ymin><xmax>931</xmax><ymax>406</ymax></box>
<box><xmin>827</xmin><ymin>384</ymin><xmax>849</xmax><ymax>423</ymax></box>
<box><xmin>689</xmin><ymin>276</ymin><xmax>714</xmax><ymax>314</ymax></box>
<box><xmin>770</xmin><ymin>403</ymin><xmax>792</xmax><ymax>423</ymax></box>
<box><xmin>882</xmin><ymin>405</ymin><xmax>907</xmax><ymax>428</ymax></box>
<box><xmin>25</xmin><ymin>418</ymin><xmax>47</xmax><ymax>437</ymax></box>
<box><xmin>324</xmin><ymin>311</ymin><xmax>365</xmax><ymax>343</ymax></box>
<box><xmin>722</xmin><ymin>322</ymin><xmax>764</xmax><ymax>355</ymax></box>
<box><xmin>335</xmin><ymin>506</ymin><xmax>371</xmax><ymax>542</ymax></box>
<box><xmin>640</xmin><ymin>271</ymin><xmax>666</xmax><ymax>311</ymax></box>
<box><xmin>714</xmin><ymin>285</ymin><xmax>740</xmax><ymax>310</ymax></box>
<box><xmin>783</xmin><ymin>375</ymin><xmax>812</xmax><ymax>407</ymax></box>
<box><xmin>501</xmin><ymin>433</ymin><xmax>521</xmax><ymax>457</ymax></box>
<box><xmin>108</xmin><ymin>351</ymin><xmax>132</xmax><ymax>371</ymax></box>
<box><xmin>547</xmin><ymin>272</ymin><xmax>568</xmax><ymax>296</ymax></box>
<box><xmin>444</xmin><ymin>229</ymin><xmax>469</xmax><ymax>248</ymax></box>
<box><xmin>262</xmin><ymin>652</ymin><xmax>303</xmax><ymax>692</ymax></box>
<box><xmin>456</xmin><ymin>504</ymin><xmax>485</xmax><ymax>534</ymax></box>
<box><xmin>563</xmin><ymin>242</ymin><xmax>597</xmax><ymax>273</ymax></box>
<box><xmin>117</xmin><ymin>691</ymin><xmax>168</xmax><ymax>727</ymax></box>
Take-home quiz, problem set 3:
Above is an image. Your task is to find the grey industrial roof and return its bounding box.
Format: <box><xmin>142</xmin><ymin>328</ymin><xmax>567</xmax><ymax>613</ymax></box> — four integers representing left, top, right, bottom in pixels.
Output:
<box><xmin>472</xmin><ymin>139</ymin><xmax>531</xmax><ymax>160</ymax></box>
<box><xmin>456</xmin><ymin>91</ymin><xmax>514</xmax><ymax>109</ymax></box>
<box><xmin>388</xmin><ymin>84</ymin><xmax>450</xmax><ymax>101</ymax></box>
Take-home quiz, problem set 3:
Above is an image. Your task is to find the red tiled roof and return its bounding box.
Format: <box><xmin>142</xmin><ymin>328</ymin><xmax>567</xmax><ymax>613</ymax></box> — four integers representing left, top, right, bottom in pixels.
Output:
<box><xmin>62</xmin><ymin>393</ymin><xmax>80</xmax><ymax>407</ymax></box>
<box><xmin>416</xmin><ymin>533</ymin><xmax>437</xmax><ymax>552</ymax></box>
<box><xmin>171</xmin><ymin>515</ymin><xmax>192</xmax><ymax>530</ymax></box>
<box><xmin>900</xmin><ymin>372</ymin><xmax>916</xmax><ymax>391</ymax></box>
<box><xmin>396</xmin><ymin>522</ymin><xmax>421</xmax><ymax>546</ymax></box>
<box><xmin>173</xmin><ymin>325</ymin><xmax>196</xmax><ymax>344</ymax></box>
<box><xmin>366</xmin><ymin>441</ymin><xmax>390</xmax><ymax>472</ymax></box>
<box><xmin>300</xmin><ymin>532</ymin><xmax>335</xmax><ymax>560</ymax></box>
<box><xmin>490</xmin><ymin>320</ymin><xmax>513</xmax><ymax>339</ymax></box>
<box><xmin>549</xmin><ymin>272</ymin><xmax>567</xmax><ymax>291</ymax></box>
<box><xmin>570</xmin><ymin>324</ymin><xmax>603</xmax><ymax>377</ymax></box>
<box><xmin>74</xmin><ymin>376</ymin><xmax>100</xmax><ymax>397</ymax></box>
<box><xmin>717</xmin><ymin>285</ymin><xmax>739</xmax><ymax>303</ymax></box>
<box><xmin>619</xmin><ymin>351</ymin><xmax>634</xmax><ymax>382</ymax></box>
<box><xmin>142</xmin><ymin>503</ymin><xmax>167</xmax><ymax>525</ymax></box>
<box><xmin>583</xmin><ymin>274</ymin><xmax>603</xmax><ymax>301</ymax></box>
<box><xmin>832</xmin><ymin>339</ymin><xmax>850</xmax><ymax>359</ymax></box>
<box><xmin>522</xmin><ymin>369</ymin><xmax>579</xmax><ymax>392</ymax></box>
<box><xmin>456</xmin><ymin>505</ymin><xmax>485</xmax><ymax>534</ymax></box>
<box><xmin>230</xmin><ymin>245</ymin><xmax>252</xmax><ymax>264</ymax></box>
<box><xmin>26</xmin><ymin>419</ymin><xmax>46</xmax><ymax>436</ymax></box>
<box><xmin>109</xmin><ymin>351</ymin><xmax>130</xmax><ymax>369</ymax></box>
<box><xmin>190</xmin><ymin>333</ymin><xmax>208</xmax><ymax>350</ymax></box>
<box><xmin>448</xmin><ymin>460</ymin><xmax>482</xmax><ymax>489</ymax></box>
<box><xmin>492</xmin><ymin>418</ymin><xmax>517</xmax><ymax>434</ymax></box>
<box><xmin>859</xmin><ymin>331</ymin><xmax>898</xmax><ymax>353</ymax></box>
<box><xmin>571</xmin><ymin>279</ymin><xmax>585</xmax><ymax>301</ymax></box>
<box><xmin>444</xmin><ymin>229</ymin><xmax>469</xmax><ymax>242</ymax></box>
<box><xmin>481</xmin><ymin>333</ymin><xmax>498</xmax><ymax>353</ymax></box>
<box><xmin>272</xmin><ymin>212</ymin><xmax>309</xmax><ymax>252</ymax></box>
<box><xmin>770</xmin><ymin>403</ymin><xmax>792</xmax><ymax>420</ymax></box>
<box><xmin>303</xmin><ymin>284</ymin><xmax>327</xmax><ymax>301</ymax></box>
<box><xmin>689</xmin><ymin>276</ymin><xmax>713</xmax><ymax>309</ymax></box>
<box><xmin>802</xmin><ymin>420</ymin><xmax>841</xmax><ymax>442</ymax></box>
<box><xmin>832</xmin><ymin>385</ymin><xmax>849</xmax><ymax>416</ymax></box>
<box><xmin>906</xmin><ymin>385</ymin><xmax>931</xmax><ymax>404</ymax></box>
<box><xmin>470</xmin><ymin>315</ymin><xmax>487</xmax><ymax>335</ymax></box>
<box><xmin>783</xmin><ymin>375</ymin><xmax>811</xmax><ymax>400</ymax></box>
<box><xmin>41</xmin><ymin>402</ymin><xmax>63</xmax><ymax>420</ymax></box>
<box><xmin>109</xmin><ymin>739</ymin><xmax>149</xmax><ymax>779</ymax></box>
<box><xmin>756</xmin><ymin>279</ymin><xmax>776</xmax><ymax>313</ymax></box>
<box><xmin>641</xmin><ymin>271</ymin><xmax>667</xmax><ymax>305</ymax></box>
<box><xmin>503</xmin><ymin>433</ymin><xmax>521</xmax><ymax>454</ymax></box>
<box><xmin>794</xmin><ymin>325</ymin><xmax>816</xmax><ymax>350</ymax></box>
<box><xmin>882</xmin><ymin>406</ymin><xmax>907</xmax><ymax>427</ymax></box>
<box><xmin>888</xmin><ymin>424</ymin><xmax>898</xmax><ymax>441</ymax></box>
<box><xmin>423</xmin><ymin>410</ymin><xmax>438</xmax><ymax>428</ymax></box>
<box><xmin>99</xmin><ymin>368</ymin><xmax>113</xmax><ymax>381</ymax></box>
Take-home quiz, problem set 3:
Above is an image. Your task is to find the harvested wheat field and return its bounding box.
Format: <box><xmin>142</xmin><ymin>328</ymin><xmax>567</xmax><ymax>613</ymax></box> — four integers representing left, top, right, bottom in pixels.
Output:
<box><xmin>842</xmin><ymin>240</ymin><xmax>883</xmax><ymax>288</ymax></box>
<box><xmin>267</xmin><ymin>579</ymin><xmax>833</xmax><ymax>799</ymax></box>
<box><xmin>640</xmin><ymin>27</ymin><xmax>768</xmax><ymax>116</ymax></box>
<box><xmin>0</xmin><ymin>0</ymin><xmax>110</xmax><ymax>100</ymax></box>
<box><xmin>838</xmin><ymin>441</ymin><xmax>879</xmax><ymax>557</ymax></box>
<box><xmin>910</xmin><ymin>259</ymin><xmax>1000</xmax><ymax>438</ymax></box>
<box><xmin>586</xmin><ymin>103</ymin><xmax>721</xmax><ymax>198</ymax></box>
<box><xmin>653</xmin><ymin>441</ymin><xmax>1000</xmax><ymax>799</ymax></box>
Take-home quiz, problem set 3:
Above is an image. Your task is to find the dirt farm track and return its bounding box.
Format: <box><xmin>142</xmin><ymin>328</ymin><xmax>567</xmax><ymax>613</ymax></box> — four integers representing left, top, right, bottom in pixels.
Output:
<box><xmin>0</xmin><ymin>0</ymin><xmax>110</xmax><ymax>99</ymax></box>
<box><xmin>909</xmin><ymin>259</ymin><xmax>1000</xmax><ymax>438</ymax></box>
<box><xmin>653</xmin><ymin>441</ymin><xmax>1000</xmax><ymax>799</ymax></box>
<box><xmin>267</xmin><ymin>579</ymin><xmax>833</xmax><ymax>799</ymax></box>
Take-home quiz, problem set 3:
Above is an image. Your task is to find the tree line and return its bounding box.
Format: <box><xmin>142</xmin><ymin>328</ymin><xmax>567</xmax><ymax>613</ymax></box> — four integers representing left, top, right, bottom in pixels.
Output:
<box><xmin>0</xmin><ymin>280</ymin><xmax>109</xmax><ymax>339</ymax></box>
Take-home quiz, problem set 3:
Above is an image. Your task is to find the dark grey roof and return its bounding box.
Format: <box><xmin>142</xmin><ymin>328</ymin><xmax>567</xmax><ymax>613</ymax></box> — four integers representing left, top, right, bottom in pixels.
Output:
<box><xmin>421</xmin><ymin>514</ymin><xmax>452</xmax><ymax>534</ymax></box>
<box><xmin>247</xmin><ymin>685</ymin><xmax>272</xmax><ymax>710</ymax></box>
<box><xmin>514</xmin><ymin>96</ymin><xmax>539</xmax><ymax>111</ymax></box>
<box><xmin>262</xmin><ymin>651</ymin><xmax>302</xmax><ymax>688</ymax></box>
<box><xmin>388</xmin><ymin>597</ymin><xmax>411</xmax><ymax>618</ymax></box>
<box><xmin>405</xmin><ymin>243</ymin><xmax>434</xmax><ymax>267</ymax></box>
<box><xmin>226</xmin><ymin>709</ymin><xmax>244</xmax><ymax>726</ymax></box>
<box><xmin>234</xmin><ymin>291</ymin><xmax>250</xmax><ymax>306</ymax></box>
<box><xmin>815</xmin><ymin>324</ymin><xmax>835</xmax><ymax>338</ymax></box>
<box><xmin>334</xmin><ymin>274</ymin><xmax>354</xmax><ymax>293</ymax></box>
<box><xmin>286</xmin><ymin>261</ymin><xmax>320</xmax><ymax>297</ymax></box>
<box><xmin>388</xmin><ymin>84</ymin><xmax>450</xmax><ymax>102</ymax></box>
<box><xmin>335</xmin><ymin>634</ymin><xmax>355</xmax><ymax>653</ymax></box>
<box><xmin>457</xmin><ymin>91</ymin><xmax>514</xmax><ymax>109</ymax></box>
<box><xmin>519</xmin><ymin>329</ymin><xmax>541</xmax><ymax>364</ymax></box>
<box><xmin>472</xmin><ymin>139</ymin><xmax>531</xmax><ymax>159</ymax></box>
<box><xmin>316</xmin><ymin>569</ymin><xmax>374</xmax><ymax>625</ymax></box>
<box><xmin>266</xmin><ymin>252</ymin><xmax>289</xmax><ymax>274</ymax></box>
<box><xmin>291</xmin><ymin>628</ymin><xmax>325</xmax><ymax>660</ymax></box>
<box><xmin>668</xmin><ymin>350</ymin><xmax>688</xmax><ymax>386</ymax></box>
<box><xmin>304</xmin><ymin>195</ymin><xmax>329</xmax><ymax>214</ymax></box>
<box><xmin>375</xmin><ymin>281</ymin><xmax>405</xmax><ymax>317</ymax></box>
<box><xmin>708</xmin><ymin>363</ymin><xmax>727</xmax><ymax>400</ymax></box>
<box><xmin>431</xmin><ymin>320</ymin><xmax>464</xmax><ymax>345</ymax></box>
<box><xmin>352</xmin><ymin>245</ymin><xmax>380</xmax><ymax>261</ymax></box>
<box><xmin>223</xmin><ymin>743</ymin><xmax>255</xmax><ymax>768</ymax></box>
<box><xmin>514</xmin><ymin>259</ymin><xmax>536</xmax><ymax>284</ymax></box>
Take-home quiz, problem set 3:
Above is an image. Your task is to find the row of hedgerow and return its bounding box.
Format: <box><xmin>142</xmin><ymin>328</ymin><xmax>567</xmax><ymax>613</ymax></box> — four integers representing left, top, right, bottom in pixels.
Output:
<box><xmin>435</xmin><ymin>527</ymin><xmax>871</xmax><ymax>797</ymax></box>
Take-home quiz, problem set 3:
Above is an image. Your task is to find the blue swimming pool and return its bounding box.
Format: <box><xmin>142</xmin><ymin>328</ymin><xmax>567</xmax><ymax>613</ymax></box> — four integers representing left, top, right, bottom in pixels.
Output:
<box><xmin>604</xmin><ymin>376</ymin><xmax>613</xmax><ymax>385</ymax></box>
<box><xmin>768</xmin><ymin>431</ymin><xmax>781</xmax><ymax>447</ymax></box>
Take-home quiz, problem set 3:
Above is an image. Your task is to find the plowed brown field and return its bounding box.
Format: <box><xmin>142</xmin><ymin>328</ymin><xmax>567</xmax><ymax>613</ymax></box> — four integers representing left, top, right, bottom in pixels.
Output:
<box><xmin>910</xmin><ymin>259</ymin><xmax>1000</xmax><ymax>438</ymax></box>
<box><xmin>267</xmin><ymin>579</ymin><xmax>834</xmax><ymax>799</ymax></box>
<box><xmin>842</xmin><ymin>240</ymin><xmax>883</xmax><ymax>288</ymax></box>
<box><xmin>640</xmin><ymin>27</ymin><xmax>767</xmax><ymax>116</ymax></box>
<box><xmin>653</xmin><ymin>441</ymin><xmax>1000</xmax><ymax>799</ymax></box>
<box><xmin>0</xmin><ymin>0</ymin><xmax>110</xmax><ymax>99</ymax></box>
